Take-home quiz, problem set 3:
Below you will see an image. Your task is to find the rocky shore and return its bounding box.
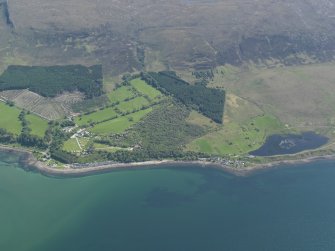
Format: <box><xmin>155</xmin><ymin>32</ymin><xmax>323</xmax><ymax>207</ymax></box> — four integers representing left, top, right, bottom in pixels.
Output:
<box><xmin>1</xmin><ymin>144</ymin><xmax>335</xmax><ymax>178</ymax></box>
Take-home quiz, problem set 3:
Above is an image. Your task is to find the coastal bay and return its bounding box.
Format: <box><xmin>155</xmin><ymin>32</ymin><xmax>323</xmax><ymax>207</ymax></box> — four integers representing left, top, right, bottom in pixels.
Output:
<box><xmin>1</xmin><ymin>151</ymin><xmax>335</xmax><ymax>251</ymax></box>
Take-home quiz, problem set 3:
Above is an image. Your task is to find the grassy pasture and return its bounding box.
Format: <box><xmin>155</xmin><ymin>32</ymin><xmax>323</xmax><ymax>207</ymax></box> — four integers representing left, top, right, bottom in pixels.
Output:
<box><xmin>187</xmin><ymin>114</ymin><xmax>283</xmax><ymax>155</ymax></box>
<box><xmin>186</xmin><ymin>93</ymin><xmax>285</xmax><ymax>155</ymax></box>
<box><xmin>186</xmin><ymin>111</ymin><xmax>219</xmax><ymax>131</ymax></box>
<box><xmin>208</xmin><ymin>63</ymin><xmax>335</xmax><ymax>131</ymax></box>
<box><xmin>26</xmin><ymin>114</ymin><xmax>49</xmax><ymax>137</ymax></box>
<box><xmin>78</xmin><ymin>138</ymin><xmax>90</xmax><ymax>149</ymax></box>
<box><xmin>94</xmin><ymin>143</ymin><xmax>130</xmax><ymax>153</ymax></box>
<box><xmin>107</xmin><ymin>85</ymin><xmax>135</xmax><ymax>103</ymax></box>
<box><xmin>75</xmin><ymin>108</ymin><xmax>118</xmax><ymax>126</ymax></box>
<box><xmin>63</xmin><ymin>138</ymin><xmax>90</xmax><ymax>153</ymax></box>
<box><xmin>130</xmin><ymin>78</ymin><xmax>162</xmax><ymax>100</ymax></box>
<box><xmin>63</xmin><ymin>138</ymin><xmax>81</xmax><ymax>152</ymax></box>
<box><xmin>116</xmin><ymin>97</ymin><xmax>150</xmax><ymax>113</ymax></box>
<box><xmin>90</xmin><ymin>108</ymin><xmax>153</xmax><ymax>134</ymax></box>
<box><xmin>0</xmin><ymin>102</ymin><xmax>22</xmax><ymax>134</ymax></box>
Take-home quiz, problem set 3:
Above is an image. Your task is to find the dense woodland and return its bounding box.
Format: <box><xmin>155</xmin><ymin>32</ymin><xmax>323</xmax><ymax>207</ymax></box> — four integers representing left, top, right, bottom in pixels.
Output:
<box><xmin>142</xmin><ymin>71</ymin><xmax>225</xmax><ymax>123</ymax></box>
<box><xmin>0</xmin><ymin>65</ymin><xmax>103</xmax><ymax>98</ymax></box>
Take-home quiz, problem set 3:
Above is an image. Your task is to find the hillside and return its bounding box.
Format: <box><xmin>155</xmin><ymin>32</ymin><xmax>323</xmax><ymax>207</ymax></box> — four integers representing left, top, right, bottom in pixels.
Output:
<box><xmin>0</xmin><ymin>1</ymin><xmax>334</xmax><ymax>165</ymax></box>
<box><xmin>0</xmin><ymin>1</ymin><xmax>335</xmax><ymax>74</ymax></box>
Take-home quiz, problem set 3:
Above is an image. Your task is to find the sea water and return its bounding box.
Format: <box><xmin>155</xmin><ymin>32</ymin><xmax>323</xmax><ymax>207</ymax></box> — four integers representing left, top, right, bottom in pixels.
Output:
<box><xmin>1</xmin><ymin>151</ymin><xmax>335</xmax><ymax>251</ymax></box>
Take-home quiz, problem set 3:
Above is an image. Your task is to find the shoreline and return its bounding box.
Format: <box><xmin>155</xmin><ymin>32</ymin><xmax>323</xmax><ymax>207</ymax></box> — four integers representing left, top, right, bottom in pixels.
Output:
<box><xmin>1</xmin><ymin>145</ymin><xmax>335</xmax><ymax>177</ymax></box>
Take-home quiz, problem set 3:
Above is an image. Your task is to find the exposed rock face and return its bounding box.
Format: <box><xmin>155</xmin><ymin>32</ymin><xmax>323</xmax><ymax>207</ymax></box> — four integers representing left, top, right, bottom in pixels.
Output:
<box><xmin>1</xmin><ymin>0</ymin><xmax>335</xmax><ymax>73</ymax></box>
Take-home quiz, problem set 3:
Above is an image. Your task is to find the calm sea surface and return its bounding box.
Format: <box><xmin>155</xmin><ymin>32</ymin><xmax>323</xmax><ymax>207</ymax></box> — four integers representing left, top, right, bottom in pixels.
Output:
<box><xmin>1</xmin><ymin>151</ymin><xmax>335</xmax><ymax>251</ymax></box>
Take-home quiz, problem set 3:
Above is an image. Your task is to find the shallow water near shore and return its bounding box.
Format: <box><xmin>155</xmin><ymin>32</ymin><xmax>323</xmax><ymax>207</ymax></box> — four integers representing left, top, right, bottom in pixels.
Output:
<box><xmin>1</xmin><ymin>151</ymin><xmax>335</xmax><ymax>251</ymax></box>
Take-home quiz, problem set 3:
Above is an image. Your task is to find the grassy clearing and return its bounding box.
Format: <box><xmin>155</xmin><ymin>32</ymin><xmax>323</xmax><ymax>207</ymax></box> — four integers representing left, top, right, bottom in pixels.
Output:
<box><xmin>63</xmin><ymin>138</ymin><xmax>90</xmax><ymax>153</ymax></box>
<box><xmin>107</xmin><ymin>85</ymin><xmax>135</xmax><ymax>103</ymax></box>
<box><xmin>187</xmin><ymin>114</ymin><xmax>284</xmax><ymax>155</ymax></box>
<box><xmin>94</xmin><ymin>143</ymin><xmax>130</xmax><ymax>153</ymax></box>
<box><xmin>116</xmin><ymin>97</ymin><xmax>150</xmax><ymax>113</ymax></box>
<box><xmin>75</xmin><ymin>108</ymin><xmax>118</xmax><ymax>126</ymax></box>
<box><xmin>90</xmin><ymin>108</ymin><xmax>153</xmax><ymax>134</ymax></box>
<box><xmin>78</xmin><ymin>138</ymin><xmax>90</xmax><ymax>149</ymax></box>
<box><xmin>186</xmin><ymin>111</ymin><xmax>219</xmax><ymax>131</ymax></box>
<box><xmin>103</xmin><ymin>75</ymin><xmax>121</xmax><ymax>93</ymax></box>
<box><xmin>63</xmin><ymin>138</ymin><xmax>81</xmax><ymax>152</ymax></box>
<box><xmin>26</xmin><ymin>114</ymin><xmax>49</xmax><ymax>137</ymax></box>
<box><xmin>0</xmin><ymin>102</ymin><xmax>22</xmax><ymax>134</ymax></box>
<box><xmin>130</xmin><ymin>78</ymin><xmax>162</xmax><ymax>100</ymax></box>
<box><xmin>223</xmin><ymin>93</ymin><xmax>264</xmax><ymax>124</ymax></box>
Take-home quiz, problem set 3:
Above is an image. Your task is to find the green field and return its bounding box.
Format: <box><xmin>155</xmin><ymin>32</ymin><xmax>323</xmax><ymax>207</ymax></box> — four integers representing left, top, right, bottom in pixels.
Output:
<box><xmin>78</xmin><ymin>138</ymin><xmax>90</xmax><ymax>149</ymax></box>
<box><xmin>186</xmin><ymin>111</ymin><xmax>219</xmax><ymax>130</ymax></box>
<box><xmin>90</xmin><ymin>108</ymin><xmax>153</xmax><ymax>134</ymax></box>
<box><xmin>75</xmin><ymin>108</ymin><xmax>118</xmax><ymax>126</ymax></box>
<box><xmin>63</xmin><ymin>138</ymin><xmax>81</xmax><ymax>152</ymax></box>
<box><xmin>75</xmin><ymin>78</ymin><xmax>166</xmax><ymax>136</ymax></box>
<box><xmin>187</xmin><ymin>114</ymin><xmax>284</xmax><ymax>155</ymax></box>
<box><xmin>107</xmin><ymin>85</ymin><xmax>136</xmax><ymax>103</ymax></box>
<box><xmin>26</xmin><ymin>114</ymin><xmax>49</xmax><ymax>137</ymax></box>
<box><xmin>63</xmin><ymin>138</ymin><xmax>90</xmax><ymax>153</ymax></box>
<box><xmin>130</xmin><ymin>78</ymin><xmax>162</xmax><ymax>100</ymax></box>
<box><xmin>0</xmin><ymin>102</ymin><xmax>22</xmax><ymax>134</ymax></box>
<box><xmin>116</xmin><ymin>97</ymin><xmax>150</xmax><ymax>113</ymax></box>
<box><xmin>94</xmin><ymin>143</ymin><xmax>131</xmax><ymax>153</ymax></box>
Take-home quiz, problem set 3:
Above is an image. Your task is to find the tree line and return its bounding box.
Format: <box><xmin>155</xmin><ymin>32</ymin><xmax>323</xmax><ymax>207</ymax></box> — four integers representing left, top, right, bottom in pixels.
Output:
<box><xmin>141</xmin><ymin>71</ymin><xmax>225</xmax><ymax>123</ymax></box>
<box><xmin>0</xmin><ymin>65</ymin><xmax>103</xmax><ymax>98</ymax></box>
